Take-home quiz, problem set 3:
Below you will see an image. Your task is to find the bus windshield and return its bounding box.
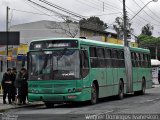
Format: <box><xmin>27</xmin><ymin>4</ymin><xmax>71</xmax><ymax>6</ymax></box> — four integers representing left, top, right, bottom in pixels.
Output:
<box><xmin>29</xmin><ymin>49</ymin><xmax>80</xmax><ymax>80</ymax></box>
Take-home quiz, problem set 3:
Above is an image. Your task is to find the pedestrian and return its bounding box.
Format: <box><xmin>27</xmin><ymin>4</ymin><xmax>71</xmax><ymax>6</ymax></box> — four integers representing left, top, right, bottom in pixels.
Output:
<box><xmin>15</xmin><ymin>68</ymin><xmax>28</xmax><ymax>105</ymax></box>
<box><xmin>1</xmin><ymin>68</ymin><xmax>12</xmax><ymax>104</ymax></box>
<box><xmin>11</xmin><ymin>67</ymin><xmax>17</xmax><ymax>103</ymax></box>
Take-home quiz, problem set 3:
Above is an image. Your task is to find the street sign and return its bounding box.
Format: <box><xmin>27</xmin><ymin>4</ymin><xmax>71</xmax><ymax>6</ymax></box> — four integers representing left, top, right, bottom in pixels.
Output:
<box><xmin>0</xmin><ymin>31</ymin><xmax>20</xmax><ymax>45</ymax></box>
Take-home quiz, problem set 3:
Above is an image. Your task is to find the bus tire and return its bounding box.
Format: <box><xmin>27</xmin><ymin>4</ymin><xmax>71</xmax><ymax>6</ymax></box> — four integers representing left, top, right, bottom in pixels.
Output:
<box><xmin>45</xmin><ymin>102</ymin><xmax>54</xmax><ymax>108</ymax></box>
<box><xmin>140</xmin><ymin>79</ymin><xmax>146</xmax><ymax>95</ymax></box>
<box><xmin>117</xmin><ymin>80</ymin><xmax>124</xmax><ymax>100</ymax></box>
<box><xmin>134</xmin><ymin>79</ymin><xmax>146</xmax><ymax>95</ymax></box>
<box><xmin>91</xmin><ymin>83</ymin><xmax>98</xmax><ymax>104</ymax></box>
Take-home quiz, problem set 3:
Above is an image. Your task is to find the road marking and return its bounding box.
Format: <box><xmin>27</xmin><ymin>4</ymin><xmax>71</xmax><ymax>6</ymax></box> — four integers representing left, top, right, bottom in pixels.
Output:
<box><xmin>105</xmin><ymin>110</ymin><xmax>114</xmax><ymax>114</ymax></box>
<box><xmin>92</xmin><ymin>110</ymin><xmax>114</xmax><ymax>118</ymax></box>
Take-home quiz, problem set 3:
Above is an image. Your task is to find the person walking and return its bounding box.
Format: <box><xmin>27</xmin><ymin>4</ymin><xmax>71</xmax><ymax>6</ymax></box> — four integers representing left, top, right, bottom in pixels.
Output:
<box><xmin>15</xmin><ymin>68</ymin><xmax>28</xmax><ymax>105</ymax></box>
<box><xmin>11</xmin><ymin>67</ymin><xmax>17</xmax><ymax>103</ymax></box>
<box><xmin>1</xmin><ymin>68</ymin><xmax>12</xmax><ymax>104</ymax></box>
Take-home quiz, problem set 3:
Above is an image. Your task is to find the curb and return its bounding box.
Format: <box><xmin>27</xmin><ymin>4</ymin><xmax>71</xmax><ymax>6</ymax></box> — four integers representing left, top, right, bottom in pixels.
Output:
<box><xmin>0</xmin><ymin>102</ymin><xmax>44</xmax><ymax>112</ymax></box>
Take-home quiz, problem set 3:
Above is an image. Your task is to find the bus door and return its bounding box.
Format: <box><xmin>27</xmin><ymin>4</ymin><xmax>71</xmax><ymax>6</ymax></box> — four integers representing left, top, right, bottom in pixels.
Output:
<box><xmin>112</xmin><ymin>49</ymin><xmax>119</xmax><ymax>95</ymax></box>
<box><xmin>89</xmin><ymin>47</ymin><xmax>107</xmax><ymax>97</ymax></box>
<box><xmin>105</xmin><ymin>49</ymin><xmax>113</xmax><ymax>96</ymax></box>
<box><xmin>124</xmin><ymin>47</ymin><xmax>133</xmax><ymax>93</ymax></box>
<box><xmin>80</xmin><ymin>46</ymin><xmax>90</xmax><ymax>90</ymax></box>
<box><xmin>131</xmin><ymin>52</ymin><xmax>138</xmax><ymax>91</ymax></box>
<box><xmin>138</xmin><ymin>53</ymin><xmax>146</xmax><ymax>88</ymax></box>
<box><xmin>96</xmin><ymin>48</ymin><xmax>106</xmax><ymax>97</ymax></box>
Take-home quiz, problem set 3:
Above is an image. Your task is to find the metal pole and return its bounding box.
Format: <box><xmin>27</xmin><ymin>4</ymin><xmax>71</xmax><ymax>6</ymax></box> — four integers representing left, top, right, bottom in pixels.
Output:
<box><xmin>123</xmin><ymin>0</ymin><xmax>128</xmax><ymax>47</ymax></box>
<box><xmin>6</xmin><ymin>6</ymin><xmax>9</xmax><ymax>68</ymax></box>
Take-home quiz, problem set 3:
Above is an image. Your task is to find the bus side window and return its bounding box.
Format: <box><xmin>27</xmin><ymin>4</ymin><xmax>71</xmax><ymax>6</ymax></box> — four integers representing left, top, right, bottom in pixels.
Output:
<box><xmin>139</xmin><ymin>53</ymin><xmax>143</xmax><ymax>67</ymax></box>
<box><xmin>142</xmin><ymin>54</ymin><xmax>146</xmax><ymax>68</ymax></box>
<box><xmin>147</xmin><ymin>54</ymin><xmax>151</xmax><ymax>68</ymax></box>
<box><xmin>104</xmin><ymin>49</ymin><xmax>111</xmax><ymax>68</ymax></box>
<box><xmin>141</xmin><ymin>53</ymin><xmax>145</xmax><ymax>67</ymax></box>
<box><xmin>135</xmin><ymin>53</ymin><xmax>139</xmax><ymax>67</ymax></box>
<box><xmin>112</xmin><ymin>49</ymin><xmax>118</xmax><ymax>68</ymax></box>
<box><xmin>97</xmin><ymin>48</ymin><xmax>105</xmax><ymax>68</ymax></box>
<box><xmin>80</xmin><ymin>50</ymin><xmax>89</xmax><ymax>78</ymax></box>
<box><xmin>118</xmin><ymin>51</ymin><xmax>124</xmax><ymax>68</ymax></box>
<box><xmin>144</xmin><ymin>54</ymin><xmax>148</xmax><ymax>68</ymax></box>
<box><xmin>131</xmin><ymin>52</ymin><xmax>135</xmax><ymax>67</ymax></box>
<box><xmin>89</xmin><ymin>47</ymin><xmax>97</xmax><ymax>68</ymax></box>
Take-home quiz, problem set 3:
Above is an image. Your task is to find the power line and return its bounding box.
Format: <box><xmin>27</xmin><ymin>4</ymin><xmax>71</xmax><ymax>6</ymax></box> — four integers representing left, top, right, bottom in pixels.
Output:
<box><xmin>91</xmin><ymin>0</ymin><xmax>122</xmax><ymax>12</ymax></box>
<box><xmin>76</xmin><ymin>0</ymin><xmax>103</xmax><ymax>11</ymax></box>
<box><xmin>12</xmin><ymin>9</ymin><xmax>58</xmax><ymax>16</ymax></box>
<box><xmin>24</xmin><ymin>0</ymin><xmax>110</xmax><ymax>31</ymax></box>
<box><xmin>27</xmin><ymin>0</ymin><xmax>65</xmax><ymax>17</ymax></box>
<box><xmin>132</xmin><ymin>0</ymin><xmax>160</xmax><ymax>25</ymax></box>
<box><xmin>23</xmin><ymin>0</ymin><xmax>62</xmax><ymax>21</ymax></box>
<box><xmin>26</xmin><ymin>0</ymin><xmax>80</xmax><ymax>22</ymax></box>
<box><xmin>117</xmin><ymin>0</ymin><xmax>160</xmax><ymax>27</ymax></box>
<box><xmin>87</xmin><ymin>12</ymin><xmax>122</xmax><ymax>17</ymax></box>
<box><xmin>97</xmin><ymin>0</ymin><xmax>122</xmax><ymax>11</ymax></box>
<box><xmin>139</xmin><ymin>0</ymin><xmax>160</xmax><ymax>21</ymax></box>
<box><xmin>38</xmin><ymin>0</ymin><xmax>84</xmax><ymax>19</ymax></box>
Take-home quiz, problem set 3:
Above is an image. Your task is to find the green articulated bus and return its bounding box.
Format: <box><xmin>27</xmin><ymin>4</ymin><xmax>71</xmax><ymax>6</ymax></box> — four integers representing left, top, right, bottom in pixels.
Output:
<box><xmin>28</xmin><ymin>38</ymin><xmax>152</xmax><ymax>107</ymax></box>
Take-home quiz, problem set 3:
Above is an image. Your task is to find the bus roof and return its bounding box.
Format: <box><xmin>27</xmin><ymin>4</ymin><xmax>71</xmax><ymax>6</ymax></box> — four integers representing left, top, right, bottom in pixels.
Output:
<box><xmin>30</xmin><ymin>38</ymin><xmax>150</xmax><ymax>53</ymax></box>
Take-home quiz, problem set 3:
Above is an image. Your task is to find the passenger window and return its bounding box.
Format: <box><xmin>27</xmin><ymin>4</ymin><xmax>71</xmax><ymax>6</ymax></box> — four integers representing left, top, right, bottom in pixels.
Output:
<box><xmin>97</xmin><ymin>48</ymin><xmax>105</xmax><ymax>67</ymax></box>
<box><xmin>97</xmin><ymin>48</ymin><xmax>104</xmax><ymax>58</ymax></box>
<box><xmin>80</xmin><ymin>50</ymin><xmax>89</xmax><ymax>78</ymax></box>
<box><xmin>112</xmin><ymin>50</ymin><xmax>118</xmax><ymax>67</ymax></box>
<box><xmin>104</xmin><ymin>49</ymin><xmax>112</xmax><ymax>67</ymax></box>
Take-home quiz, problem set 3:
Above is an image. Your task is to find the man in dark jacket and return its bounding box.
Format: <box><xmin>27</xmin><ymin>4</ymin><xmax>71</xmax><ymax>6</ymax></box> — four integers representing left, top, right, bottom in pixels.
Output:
<box><xmin>1</xmin><ymin>68</ymin><xmax>12</xmax><ymax>104</ymax></box>
<box><xmin>11</xmin><ymin>67</ymin><xmax>17</xmax><ymax>103</ymax></box>
<box><xmin>15</xmin><ymin>68</ymin><xmax>28</xmax><ymax>105</ymax></box>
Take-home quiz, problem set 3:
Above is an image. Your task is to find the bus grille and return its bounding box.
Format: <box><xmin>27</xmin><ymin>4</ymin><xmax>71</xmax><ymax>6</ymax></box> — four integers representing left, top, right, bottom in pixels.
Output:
<box><xmin>30</xmin><ymin>84</ymin><xmax>72</xmax><ymax>94</ymax></box>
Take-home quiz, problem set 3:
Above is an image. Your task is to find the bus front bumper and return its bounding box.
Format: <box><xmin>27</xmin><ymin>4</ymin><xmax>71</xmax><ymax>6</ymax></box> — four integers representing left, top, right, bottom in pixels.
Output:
<box><xmin>28</xmin><ymin>91</ymin><xmax>90</xmax><ymax>103</ymax></box>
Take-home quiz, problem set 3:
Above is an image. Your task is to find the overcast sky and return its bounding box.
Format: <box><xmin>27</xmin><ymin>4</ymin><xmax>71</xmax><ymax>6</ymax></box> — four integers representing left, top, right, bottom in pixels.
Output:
<box><xmin>1</xmin><ymin>0</ymin><xmax>160</xmax><ymax>37</ymax></box>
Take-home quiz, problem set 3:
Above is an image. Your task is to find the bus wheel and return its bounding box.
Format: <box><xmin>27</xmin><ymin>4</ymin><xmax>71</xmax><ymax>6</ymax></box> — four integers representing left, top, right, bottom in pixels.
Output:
<box><xmin>44</xmin><ymin>102</ymin><xmax>54</xmax><ymax>108</ymax></box>
<box><xmin>140</xmin><ymin>79</ymin><xmax>146</xmax><ymax>95</ymax></box>
<box><xmin>118</xmin><ymin>80</ymin><xmax>124</xmax><ymax>100</ymax></box>
<box><xmin>91</xmin><ymin>83</ymin><xmax>98</xmax><ymax>104</ymax></box>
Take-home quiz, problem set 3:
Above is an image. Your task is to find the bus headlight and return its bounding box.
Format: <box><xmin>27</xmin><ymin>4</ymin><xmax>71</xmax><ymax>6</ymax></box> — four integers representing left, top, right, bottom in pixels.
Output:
<box><xmin>73</xmin><ymin>88</ymin><xmax>76</xmax><ymax>92</ymax></box>
<box><xmin>68</xmin><ymin>89</ymin><xmax>72</xmax><ymax>93</ymax></box>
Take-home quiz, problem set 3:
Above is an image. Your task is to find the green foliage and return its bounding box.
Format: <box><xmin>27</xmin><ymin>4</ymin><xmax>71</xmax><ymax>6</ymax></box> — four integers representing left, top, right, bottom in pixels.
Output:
<box><xmin>141</xmin><ymin>24</ymin><xmax>153</xmax><ymax>36</ymax></box>
<box><xmin>138</xmin><ymin>34</ymin><xmax>160</xmax><ymax>59</ymax></box>
<box><xmin>79</xmin><ymin>16</ymin><xmax>108</xmax><ymax>31</ymax></box>
<box><xmin>138</xmin><ymin>35</ymin><xmax>160</xmax><ymax>46</ymax></box>
<box><xmin>113</xmin><ymin>16</ymin><xmax>133</xmax><ymax>40</ymax></box>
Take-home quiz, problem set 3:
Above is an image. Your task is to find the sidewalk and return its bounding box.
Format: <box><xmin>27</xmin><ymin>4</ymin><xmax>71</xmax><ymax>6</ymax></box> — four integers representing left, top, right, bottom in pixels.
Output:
<box><xmin>0</xmin><ymin>95</ymin><xmax>44</xmax><ymax>112</ymax></box>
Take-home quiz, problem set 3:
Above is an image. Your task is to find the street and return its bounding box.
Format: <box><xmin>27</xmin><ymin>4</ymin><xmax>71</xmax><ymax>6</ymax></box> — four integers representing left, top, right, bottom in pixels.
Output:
<box><xmin>1</xmin><ymin>86</ymin><xmax>160</xmax><ymax>120</ymax></box>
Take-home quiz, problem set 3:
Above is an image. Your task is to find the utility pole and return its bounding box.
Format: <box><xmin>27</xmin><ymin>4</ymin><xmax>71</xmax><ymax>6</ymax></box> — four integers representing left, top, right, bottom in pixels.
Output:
<box><xmin>6</xmin><ymin>6</ymin><xmax>9</xmax><ymax>68</ymax></box>
<box><xmin>123</xmin><ymin>0</ymin><xmax>128</xmax><ymax>47</ymax></box>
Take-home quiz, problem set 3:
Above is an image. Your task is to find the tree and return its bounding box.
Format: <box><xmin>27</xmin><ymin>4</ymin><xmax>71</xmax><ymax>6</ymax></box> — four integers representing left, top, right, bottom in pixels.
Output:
<box><xmin>113</xmin><ymin>15</ymin><xmax>133</xmax><ymax>40</ymax></box>
<box><xmin>141</xmin><ymin>24</ymin><xmax>153</xmax><ymax>36</ymax></box>
<box><xmin>138</xmin><ymin>34</ymin><xmax>160</xmax><ymax>59</ymax></box>
<box><xmin>47</xmin><ymin>17</ymin><xmax>79</xmax><ymax>38</ymax></box>
<box><xmin>79</xmin><ymin>16</ymin><xmax>108</xmax><ymax>31</ymax></box>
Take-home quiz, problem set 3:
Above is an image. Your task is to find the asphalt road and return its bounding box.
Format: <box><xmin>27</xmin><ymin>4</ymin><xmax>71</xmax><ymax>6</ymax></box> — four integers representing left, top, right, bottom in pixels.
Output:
<box><xmin>1</xmin><ymin>86</ymin><xmax>160</xmax><ymax>120</ymax></box>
